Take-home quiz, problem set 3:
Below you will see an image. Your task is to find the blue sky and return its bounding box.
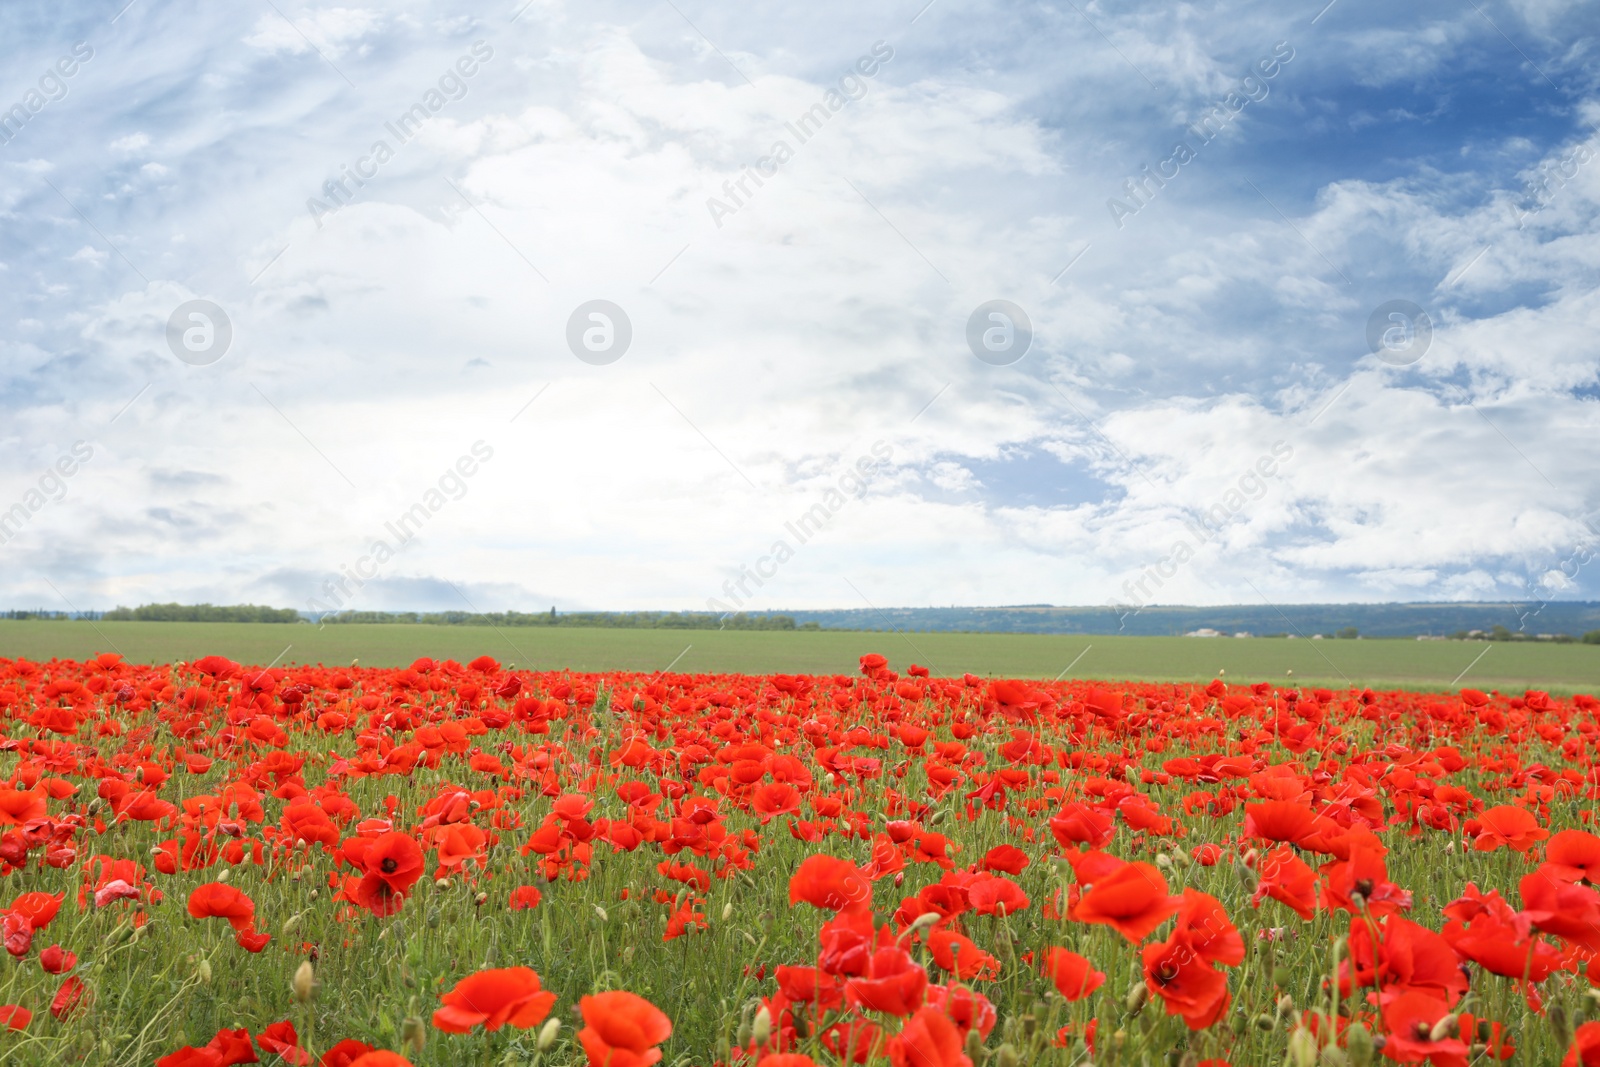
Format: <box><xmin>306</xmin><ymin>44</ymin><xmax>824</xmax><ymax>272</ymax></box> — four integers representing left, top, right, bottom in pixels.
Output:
<box><xmin>1</xmin><ymin>0</ymin><xmax>1597</xmax><ymax>616</ymax></box>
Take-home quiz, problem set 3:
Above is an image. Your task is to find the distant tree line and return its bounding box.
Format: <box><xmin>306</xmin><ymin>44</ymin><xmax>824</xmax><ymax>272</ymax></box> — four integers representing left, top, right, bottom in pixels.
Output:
<box><xmin>103</xmin><ymin>603</ymin><xmax>303</xmax><ymax>623</ymax></box>
<box><xmin>82</xmin><ymin>604</ymin><xmax>813</xmax><ymax>631</ymax></box>
<box><xmin>314</xmin><ymin>609</ymin><xmax>812</xmax><ymax>630</ymax></box>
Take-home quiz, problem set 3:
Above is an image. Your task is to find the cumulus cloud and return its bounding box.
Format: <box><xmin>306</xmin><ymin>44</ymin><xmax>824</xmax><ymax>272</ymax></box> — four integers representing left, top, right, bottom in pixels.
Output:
<box><xmin>0</xmin><ymin>0</ymin><xmax>1596</xmax><ymax>616</ymax></box>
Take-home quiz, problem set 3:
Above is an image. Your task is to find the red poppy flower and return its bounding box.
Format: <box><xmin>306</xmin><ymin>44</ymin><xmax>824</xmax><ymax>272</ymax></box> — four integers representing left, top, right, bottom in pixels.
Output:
<box><xmin>845</xmin><ymin>945</ymin><xmax>928</xmax><ymax>1017</ymax></box>
<box><xmin>50</xmin><ymin>975</ymin><xmax>84</xmax><ymax>1020</ymax></box>
<box><xmin>577</xmin><ymin>990</ymin><xmax>672</xmax><ymax>1067</ymax></box>
<box><xmin>1380</xmin><ymin>991</ymin><xmax>1469</xmax><ymax>1067</ymax></box>
<box><xmin>1471</xmin><ymin>806</ymin><xmax>1549</xmax><ymax>853</ymax></box>
<box><xmin>188</xmin><ymin>883</ymin><xmax>256</xmax><ymax>932</ymax></box>
<box><xmin>509</xmin><ymin>886</ymin><xmax>542</xmax><ymax>910</ymax></box>
<box><xmin>1071</xmin><ymin>862</ymin><xmax>1179</xmax><ymax>943</ymax></box>
<box><xmin>432</xmin><ymin>967</ymin><xmax>557</xmax><ymax>1033</ymax></box>
<box><xmin>1040</xmin><ymin>947</ymin><xmax>1104</xmax><ymax>1001</ymax></box>
<box><xmin>0</xmin><ymin>1004</ymin><xmax>30</xmax><ymax>1031</ymax></box>
<box><xmin>346</xmin><ymin>1054</ymin><xmax>414</xmax><ymax>1067</ymax></box>
<box><xmin>39</xmin><ymin>944</ymin><xmax>77</xmax><ymax>974</ymax></box>
<box><xmin>980</xmin><ymin>845</ymin><xmax>1029</xmax><ymax>875</ymax></box>
<box><xmin>319</xmin><ymin>1040</ymin><xmax>377</xmax><ymax>1067</ymax></box>
<box><xmin>889</xmin><ymin>1006</ymin><xmax>971</xmax><ymax>1067</ymax></box>
<box><xmin>1566</xmin><ymin>1021</ymin><xmax>1600</xmax><ymax>1067</ymax></box>
<box><xmin>257</xmin><ymin>1021</ymin><xmax>311</xmax><ymax>1066</ymax></box>
<box><xmin>927</xmin><ymin>929</ymin><xmax>999</xmax><ymax>980</ymax></box>
<box><xmin>1549</xmin><ymin>829</ymin><xmax>1600</xmax><ymax>883</ymax></box>
<box><xmin>205</xmin><ymin>1027</ymin><xmax>258</xmax><ymax>1065</ymax></box>
<box><xmin>1252</xmin><ymin>846</ymin><xmax>1318</xmax><ymax>921</ymax></box>
<box><xmin>789</xmin><ymin>855</ymin><xmax>871</xmax><ymax>913</ymax></box>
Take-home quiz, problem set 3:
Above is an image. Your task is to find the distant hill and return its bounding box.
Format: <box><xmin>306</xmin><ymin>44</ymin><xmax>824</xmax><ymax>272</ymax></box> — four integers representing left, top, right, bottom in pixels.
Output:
<box><xmin>12</xmin><ymin>601</ymin><xmax>1600</xmax><ymax>639</ymax></box>
<box><xmin>766</xmin><ymin>602</ymin><xmax>1600</xmax><ymax>638</ymax></box>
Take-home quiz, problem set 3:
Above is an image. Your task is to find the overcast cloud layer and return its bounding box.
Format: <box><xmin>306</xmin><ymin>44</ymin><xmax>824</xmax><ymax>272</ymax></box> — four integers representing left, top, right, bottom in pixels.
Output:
<box><xmin>1</xmin><ymin>0</ymin><xmax>1597</xmax><ymax>618</ymax></box>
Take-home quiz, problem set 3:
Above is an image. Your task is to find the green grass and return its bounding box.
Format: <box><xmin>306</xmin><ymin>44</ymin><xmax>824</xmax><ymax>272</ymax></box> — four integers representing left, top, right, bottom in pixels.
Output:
<box><xmin>2</xmin><ymin>620</ymin><xmax>1596</xmax><ymax>693</ymax></box>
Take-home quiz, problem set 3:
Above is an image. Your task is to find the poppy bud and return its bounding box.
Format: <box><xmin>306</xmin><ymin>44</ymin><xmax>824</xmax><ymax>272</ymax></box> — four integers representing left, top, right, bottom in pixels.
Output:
<box><xmin>1241</xmin><ymin>848</ymin><xmax>1258</xmax><ymax>868</ymax></box>
<box><xmin>994</xmin><ymin>1044</ymin><xmax>1020</xmax><ymax>1067</ymax></box>
<box><xmin>1173</xmin><ymin>849</ymin><xmax>1192</xmax><ymax>868</ymax></box>
<box><xmin>593</xmin><ymin>905</ymin><xmax>608</xmax><ymax>922</ymax></box>
<box><xmin>930</xmin><ymin>808</ymin><xmax>949</xmax><ymax>825</ymax></box>
<box><xmin>427</xmin><ymin>908</ymin><xmax>440</xmax><ymax>929</ymax></box>
<box><xmin>1276</xmin><ymin>994</ymin><xmax>1295</xmax><ymax>1021</ymax></box>
<box><xmin>1272</xmin><ymin>965</ymin><xmax>1293</xmax><ymax>988</ymax></box>
<box><xmin>474</xmin><ymin>892</ymin><xmax>488</xmax><ymax>907</ymax></box>
<box><xmin>1319</xmin><ymin>1048</ymin><xmax>1349</xmax><ymax>1067</ymax></box>
<box><xmin>292</xmin><ymin>960</ymin><xmax>314</xmax><ymax>1002</ymax></box>
<box><xmin>907</xmin><ymin>911</ymin><xmax>941</xmax><ymax>935</ymax></box>
<box><xmin>218</xmin><ymin>868</ymin><xmax>230</xmax><ymax>883</ymax></box>
<box><xmin>434</xmin><ymin>878</ymin><xmax>451</xmax><ymax>890</ymax></box>
<box><xmin>1155</xmin><ymin>854</ymin><xmax>1172</xmax><ymax>870</ymax></box>
<box><xmin>963</xmin><ymin>1027</ymin><xmax>984</xmax><ymax>1062</ymax></box>
<box><xmin>401</xmin><ymin>1014</ymin><xmax>426</xmax><ymax>1055</ymax></box>
<box><xmin>751</xmin><ymin>1005</ymin><xmax>772</xmax><ymax>1046</ymax></box>
<box><xmin>1288</xmin><ymin>1027</ymin><xmax>1318</xmax><ymax>1067</ymax></box>
<box><xmin>1124</xmin><ymin>983</ymin><xmax>1148</xmax><ymax>1015</ymax></box>
<box><xmin>196</xmin><ymin>959</ymin><xmax>212</xmax><ymax>984</ymax></box>
<box><xmin>537</xmin><ymin>1016</ymin><xmax>561</xmax><ymax>1051</ymax></box>
<box><xmin>1549</xmin><ymin>1002</ymin><xmax>1572</xmax><ymax>1048</ymax></box>
<box><xmin>721</xmin><ymin>902</ymin><xmax>733</xmax><ymax>921</ymax></box>
<box><xmin>1348</xmin><ymin>890</ymin><xmax>1366</xmax><ymax>911</ymax></box>
<box><xmin>308</xmin><ymin>889</ymin><xmax>318</xmax><ymax>901</ymax></box>
<box><xmin>1345</xmin><ymin>1022</ymin><xmax>1374</xmax><ymax>1067</ymax></box>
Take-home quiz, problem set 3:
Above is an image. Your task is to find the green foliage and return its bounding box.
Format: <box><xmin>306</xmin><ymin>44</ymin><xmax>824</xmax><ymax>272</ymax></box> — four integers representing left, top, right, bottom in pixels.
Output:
<box><xmin>103</xmin><ymin>603</ymin><xmax>303</xmax><ymax>624</ymax></box>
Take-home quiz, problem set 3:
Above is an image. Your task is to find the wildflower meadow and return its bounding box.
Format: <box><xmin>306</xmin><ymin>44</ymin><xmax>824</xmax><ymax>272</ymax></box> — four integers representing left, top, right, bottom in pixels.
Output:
<box><xmin>1</xmin><ymin>650</ymin><xmax>1598</xmax><ymax>1067</ymax></box>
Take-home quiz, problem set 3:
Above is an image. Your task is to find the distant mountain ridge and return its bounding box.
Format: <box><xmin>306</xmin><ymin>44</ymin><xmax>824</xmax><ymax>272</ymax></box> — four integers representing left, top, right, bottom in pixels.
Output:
<box><xmin>766</xmin><ymin>602</ymin><xmax>1600</xmax><ymax>638</ymax></box>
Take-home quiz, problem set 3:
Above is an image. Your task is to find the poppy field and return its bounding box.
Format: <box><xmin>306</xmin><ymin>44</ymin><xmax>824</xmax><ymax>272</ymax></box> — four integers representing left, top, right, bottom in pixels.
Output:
<box><xmin>1</xmin><ymin>651</ymin><xmax>1600</xmax><ymax>1067</ymax></box>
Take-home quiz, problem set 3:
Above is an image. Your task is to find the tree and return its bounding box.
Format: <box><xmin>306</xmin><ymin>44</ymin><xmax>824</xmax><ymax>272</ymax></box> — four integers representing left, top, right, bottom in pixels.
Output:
<box><xmin>1335</xmin><ymin>626</ymin><xmax>1359</xmax><ymax>639</ymax></box>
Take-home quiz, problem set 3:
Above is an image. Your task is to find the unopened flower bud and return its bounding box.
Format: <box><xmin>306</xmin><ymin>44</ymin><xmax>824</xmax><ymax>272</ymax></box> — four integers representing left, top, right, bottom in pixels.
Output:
<box><xmin>196</xmin><ymin>958</ymin><xmax>212</xmax><ymax>984</ymax></box>
<box><xmin>593</xmin><ymin>905</ymin><xmax>608</xmax><ymax>922</ymax></box>
<box><xmin>537</xmin><ymin>1016</ymin><xmax>561</xmax><ymax>1051</ymax></box>
<box><xmin>1549</xmin><ymin>1002</ymin><xmax>1573</xmax><ymax>1049</ymax></box>
<box><xmin>401</xmin><ymin>1015</ymin><xmax>426</xmax><ymax>1055</ymax></box>
<box><xmin>721</xmin><ymin>902</ymin><xmax>733</xmax><ymax>921</ymax></box>
<box><xmin>1124</xmin><ymin>982</ymin><xmax>1148</xmax><ymax>1015</ymax></box>
<box><xmin>963</xmin><ymin>1027</ymin><xmax>983</xmax><ymax>1062</ymax></box>
<box><xmin>292</xmin><ymin>959</ymin><xmax>314</xmax><ymax>1002</ymax></box>
<box><xmin>994</xmin><ymin>1044</ymin><xmax>1020</xmax><ymax>1067</ymax></box>
<box><xmin>474</xmin><ymin>892</ymin><xmax>488</xmax><ymax>907</ymax></box>
<box><xmin>751</xmin><ymin>1005</ymin><xmax>772</xmax><ymax>1046</ymax></box>
<box><xmin>217</xmin><ymin>868</ymin><xmax>231</xmax><ymax>883</ymax></box>
<box><xmin>1288</xmin><ymin>1026</ymin><xmax>1318</xmax><ymax>1067</ymax></box>
<box><xmin>1155</xmin><ymin>854</ymin><xmax>1172</xmax><ymax>870</ymax></box>
<box><xmin>1345</xmin><ymin>1022</ymin><xmax>1374</xmax><ymax>1067</ymax></box>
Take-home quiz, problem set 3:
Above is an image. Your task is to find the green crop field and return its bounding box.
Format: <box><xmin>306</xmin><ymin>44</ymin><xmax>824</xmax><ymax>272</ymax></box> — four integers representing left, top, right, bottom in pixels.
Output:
<box><xmin>1</xmin><ymin>619</ymin><xmax>1596</xmax><ymax>693</ymax></box>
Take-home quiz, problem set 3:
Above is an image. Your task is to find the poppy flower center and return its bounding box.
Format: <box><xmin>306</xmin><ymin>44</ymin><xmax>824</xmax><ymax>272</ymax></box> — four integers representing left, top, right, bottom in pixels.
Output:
<box><xmin>380</xmin><ymin>857</ymin><xmax>398</xmax><ymax>874</ymax></box>
<box><xmin>1413</xmin><ymin>1021</ymin><xmax>1431</xmax><ymax>1040</ymax></box>
<box><xmin>1353</xmin><ymin>878</ymin><xmax>1374</xmax><ymax>897</ymax></box>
